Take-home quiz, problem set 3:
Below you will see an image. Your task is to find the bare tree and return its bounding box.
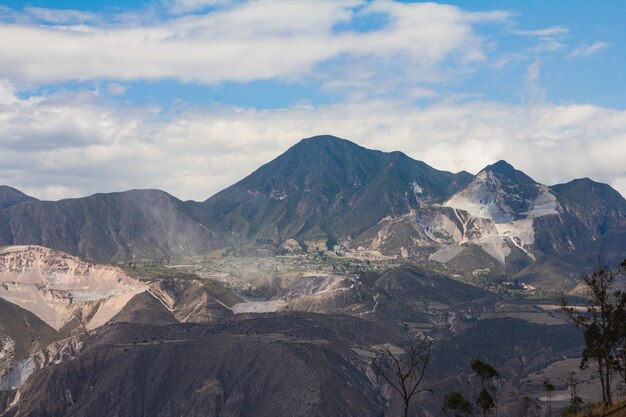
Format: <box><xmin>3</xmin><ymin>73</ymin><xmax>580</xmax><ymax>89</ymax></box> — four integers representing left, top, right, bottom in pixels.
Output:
<box><xmin>561</xmin><ymin>372</ymin><xmax>583</xmax><ymax>416</ymax></box>
<box><xmin>543</xmin><ymin>379</ymin><xmax>555</xmax><ymax>417</ymax></box>
<box><xmin>373</xmin><ymin>339</ymin><xmax>432</xmax><ymax>417</ymax></box>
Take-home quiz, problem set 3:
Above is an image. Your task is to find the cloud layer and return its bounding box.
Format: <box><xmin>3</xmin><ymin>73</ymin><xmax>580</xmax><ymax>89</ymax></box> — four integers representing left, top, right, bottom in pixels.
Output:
<box><xmin>0</xmin><ymin>1</ymin><xmax>499</xmax><ymax>94</ymax></box>
<box><xmin>1</xmin><ymin>83</ymin><xmax>624</xmax><ymax>201</ymax></box>
<box><xmin>0</xmin><ymin>1</ymin><xmax>623</xmax><ymax>201</ymax></box>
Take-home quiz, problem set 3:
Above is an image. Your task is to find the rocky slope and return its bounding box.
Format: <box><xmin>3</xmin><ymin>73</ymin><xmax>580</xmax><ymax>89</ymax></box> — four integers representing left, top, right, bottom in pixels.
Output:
<box><xmin>346</xmin><ymin>159</ymin><xmax>624</xmax><ymax>281</ymax></box>
<box><xmin>0</xmin><ymin>299</ymin><xmax>61</xmax><ymax>377</ymax></box>
<box><xmin>0</xmin><ymin>246</ymin><xmax>147</xmax><ymax>331</ymax></box>
<box><xmin>0</xmin><ymin>245</ymin><xmax>592</xmax><ymax>417</ymax></box>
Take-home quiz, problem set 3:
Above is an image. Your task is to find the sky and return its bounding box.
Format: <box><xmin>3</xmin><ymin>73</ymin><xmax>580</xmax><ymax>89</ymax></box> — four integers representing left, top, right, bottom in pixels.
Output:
<box><xmin>0</xmin><ymin>0</ymin><xmax>625</xmax><ymax>201</ymax></box>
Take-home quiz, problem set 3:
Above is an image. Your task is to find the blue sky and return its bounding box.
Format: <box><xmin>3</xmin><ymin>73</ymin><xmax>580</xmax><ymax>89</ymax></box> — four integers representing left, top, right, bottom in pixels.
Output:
<box><xmin>0</xmin><ymin>0</ymin><xmax>625</xmax><ymax>200</ymax></box>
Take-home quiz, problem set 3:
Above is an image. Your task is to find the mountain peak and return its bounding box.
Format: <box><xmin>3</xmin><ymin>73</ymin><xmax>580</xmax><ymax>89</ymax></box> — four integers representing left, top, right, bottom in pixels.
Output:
<box><xmin>552</xmin><ymin>178</ymin><xmax>626</xmax><ymax>209</ymax></box>
<box><xmin>0</xmin><ymin>185</ymin><xmax>37</xmax><ymax>209</ymax></box>
<box><xmin>486</xmin><ymin>159</ymin><xmax>515</xmax><ymax>172</ymax></box>
<box><xmin>298</xmin><ymin>134</ymin><xmax>348</xmax><ymax>144</ymax></box>
<box><xmin>480</xmin><ymin>160</ymin><xmax>536</xmax><ymax>184</ymax></box>
<box><xmin>292</xmin><ymin>135</ymin><xmax>373</xmax><ymax>155</ymax></box>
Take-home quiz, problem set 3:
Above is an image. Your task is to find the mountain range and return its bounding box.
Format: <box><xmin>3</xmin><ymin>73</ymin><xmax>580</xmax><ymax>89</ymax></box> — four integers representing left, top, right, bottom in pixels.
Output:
<box><xmin>0</xmin><ymin>134</ymin><xmax>622</xmax><ymax>416</ymax></box>
<box><xmin>1</xmin><ymin>135</ymin><xmax>624</xmax><ymax>282</ymax></box>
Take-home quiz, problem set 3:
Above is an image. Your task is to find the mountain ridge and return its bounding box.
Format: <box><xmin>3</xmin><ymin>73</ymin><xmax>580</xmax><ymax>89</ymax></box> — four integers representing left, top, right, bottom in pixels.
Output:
<box><xmin>0</xmin><ymin>186</ymin><xmax>37</xmax><ymax>210</ymax></box>
<box><xmin>0</xmin><ymin>189</ymin><xmax>223</xmax><ymax>262</ymax></box>
<box><xmin>198</xmin><ymin>135</ymin><xmax>474</xmax><ymax>242</ymax></box>
<box><xmin>0</xmin><ymin>135</ymin><xmax>622</xmax><ymax>272</ymax></box>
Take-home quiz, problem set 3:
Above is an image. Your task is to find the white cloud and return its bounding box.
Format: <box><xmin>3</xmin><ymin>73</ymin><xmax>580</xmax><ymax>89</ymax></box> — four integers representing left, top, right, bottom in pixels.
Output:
<box><xmin>0</xmin><ymin>3</ymin><xmax>622</xmax><ymax>203</ymax></box>
<box><xmin>0</xmin><ymin>80</ymin><xmax>18</xmax><ymax>105</ymax></box>
<box><xmin>511</xmin><ymin>26</ymin><xmax>568</xmax><ymax>37</ymax></box>
<box><xmin>0</xmin><ymin>1</ymin><xmax>500</xmax><ymax>97</ymax></box>
<box><xmin>569</xmin><ymin>41</ymin><xmax>609</xmax><ymax>58</ymax></box>
<box><xmin>0</xmin><ymin>82</ymin><xmax>624</xmax><ymax>201</ymax></box>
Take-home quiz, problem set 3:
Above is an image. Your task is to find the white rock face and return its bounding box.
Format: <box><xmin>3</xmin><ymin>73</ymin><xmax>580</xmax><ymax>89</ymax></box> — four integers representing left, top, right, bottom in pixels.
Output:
<box><xmin>474</xmin><ymin>235</ymin><xmax>511</xmax><ymax>265</ymax></box>
<box><xmin>0</xmin><ymin>246</ymin><xmax>147</xmax><ymax>330</ymax></box>
<box><xmin>231</xmin><ymin>300</ymin><xmax>287</xmax><ymax>314</ymax></box>
<box><xmin>432</xmin><ymin>170</ymin><xmax>561</xmax><ymax>264</ymax></box>
<box><xmin>444</xmin><ymin>170</ymin><xmax>516</xmax><ymax>223</ymax></box>
<box><xmin>429</xmin><ymin>246</ymin><xmax>464</xmax><ymax>263</ymax></box>
<box><xmin>524</xmin><ymin>185</ymin><xmax>560</xmax><ymax>217</ymax></box>
<box><xmin>230</xmin><ymin>273</ymin><xmax>357</xmax><ymax>315</ymax></box>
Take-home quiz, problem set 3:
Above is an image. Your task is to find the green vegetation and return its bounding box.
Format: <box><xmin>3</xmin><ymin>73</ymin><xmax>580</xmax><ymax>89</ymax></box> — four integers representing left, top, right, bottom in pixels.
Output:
<box><xmin>471</xmin><ymin>360</ymin><xmax>500</xmax><ymax>417</ymax></box>
<box><xmin>121</xmin><ymin>265</ymin><xmax>200</xmax><ymax>281</ymax></box>
<box><xmin>558</xmin><ymin>258</ymin><xmax>626</xmax><ymax>406</ymax></box>
<box><xmin>441</xmin><ymin>360</ymin><xmax>500</xmax><ymax>417</ymax></box>
<box><xmin>442</xmin><ymin>391</ymin><xmax>473</xmax><ymax>417</ymax></box>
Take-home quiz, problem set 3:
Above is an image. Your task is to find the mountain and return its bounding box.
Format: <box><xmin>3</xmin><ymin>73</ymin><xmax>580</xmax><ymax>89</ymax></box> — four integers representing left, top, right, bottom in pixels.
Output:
<box><xmin>418</xmin><ymin>161</ymin><xmax>561</xmax><ymax>270</ymax></box>
<box><xmin>549</xmin><ymin>178</ymin><xmax>626</xmax><ymax>251</ymax></box>
<box><xmin>198</xmin><ymin>135</ymin><xmax>472</xmax><ymax>242</ymax></box>
<box><xmin>572</xmin><ymin>221</ymin><xmax>626</xmax><ymax>269</ymax></box>
<box><xmin>513</xmin><ymin>254</ymin><xmax>583</xmax><ymax>291</ymax></box>
<box><xmin>0</xmin><ymin>190</ymin><xmax>222</xmax><ymax>262</ymax></box>
<box><xmin>194</xmin><ymin>136</ymin><xmax>623</xmax><ymax>276</ymax></box>
<box><xmin>0</xmin><ymin>246</ymin><xmax>596</xmax><ymax>416</ymax></box>
<box><xmin>0</xmin><ymin>186</ymin><xmax>37</xmax><ymax>210</ymax></box>
<box><xmin>0</xmin><ymin>135</ymin><xmax>623</xmax><ymax>275</ymax></box>
<box><xmin>421</xmin><ymin>161</ymin><xmax>626</xmax><ymax>275</ymax></box>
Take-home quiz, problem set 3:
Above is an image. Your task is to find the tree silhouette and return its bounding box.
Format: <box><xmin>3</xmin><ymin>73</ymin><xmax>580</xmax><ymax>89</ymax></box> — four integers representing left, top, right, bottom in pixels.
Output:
<box><xmin>471</xmin><ymin>360</ymin><xmax>500</xmax><ymax>417</ymax></box>
<box><xmin>442</xmin><ymin>391</ymin><xmax>473</xmax><ymax>417</ymax></box>
<box><xmin>558</xmin><ymin>258</ymin><xmax>626</xmax><ymax>406</ymax></box>
<box><xmin>543</xmin><ymin>379</ymin><xmax>555</xmax><ymax>417</ymax></box>
<box><xmin>373</xmin><ymin>340</ymin><xmax>432</xmax><ymax>417</ymax></box>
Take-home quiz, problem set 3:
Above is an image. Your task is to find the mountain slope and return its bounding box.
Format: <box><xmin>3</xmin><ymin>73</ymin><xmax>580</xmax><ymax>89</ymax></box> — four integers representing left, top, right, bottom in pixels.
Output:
<box><xmin>444</xmin><ymin>160</ymin><xmax>554</xmax><ymax>223</ymax></box>
<box><xmin>0</xmin><ymin>298</ymin><xmax>61</xmax><ymax>375</ymax></box>
<box><xmin>0</xmin><ymin>190</ymin><xmax>222</xmax><ymax>262</ymax></box>
<box><xmin>2</xmin><ymin>317</ymin><xmax>389</xmax><ymax>417</ymax></box>
<box><xmin>551</xmin><ymin>178</ymin><xmax>626</xmax><ymax>248</ymax></box>
<box><xmin>199</xmin><ymin>135</ymin><xmax>472</xmax><ymax>242</ymax></box>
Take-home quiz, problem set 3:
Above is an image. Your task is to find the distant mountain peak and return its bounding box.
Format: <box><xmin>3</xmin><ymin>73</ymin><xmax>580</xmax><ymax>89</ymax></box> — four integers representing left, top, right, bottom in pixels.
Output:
<box><xmin>0</xmin><ymin>185</ymin><xmax>37</xmax><ymax>209</ymax></box>
<box><xmin>486</xmin><ymin>159</ymin><xmax>515</xmax><ymax>172</ymax></box>
<box><xmin>292</xmin><ymin>135</ymin><xmax>374</xmax><ymax>155</ymax></box>
<box><xmin>480</xmin><ymin>160</ymin><xmax>536</xmax><ymax>185</ymax></box>
<box><xmin>299</xmin><ymin>134</ymin><xmax>348</xmax><ymax>143</ymax></box>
